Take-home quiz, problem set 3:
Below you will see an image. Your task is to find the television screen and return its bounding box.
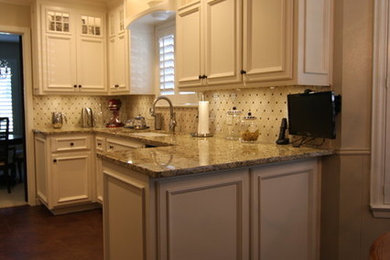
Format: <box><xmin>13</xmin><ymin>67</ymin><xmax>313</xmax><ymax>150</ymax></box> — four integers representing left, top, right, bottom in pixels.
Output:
<box><xmin>287</xmin><ymin>91</ymin><xmax>336</xmax><ymax>139</ymax></box>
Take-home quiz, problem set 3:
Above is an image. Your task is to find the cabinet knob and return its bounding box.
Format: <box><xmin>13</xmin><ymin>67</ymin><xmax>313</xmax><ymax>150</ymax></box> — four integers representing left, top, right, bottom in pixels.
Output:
<box><xmin>70</xmin><ymin>142</ymin><xmax>74</xmax><ymax>146</ymax></box>
<box><xmin>97</xmin><ymin>143</ymin><xmax>102</xmax><ymax>146</ymax></box>
<box><xmin>114</xmin><ymin>84</ymin><xmax>119</xmax><ymax>88</ymax></box>
<box><xmin>240</xmin><ymin>70</ymin><xmax>247</xmax><ymax>75</ymax></box>
<box><xmin>109</xmin><ymin>145</ymin><xmax>114</xmax><ymax>149</ymax></box>
<box><xmin>78</xmin><ymin>85</ymin><xmax>82</xmax><ymax>88</ymax></box>
<box><xmin>198</xmin><ymin>75</ymin><xmax>202</xmax><ymax>80</ymax></box>
<box><xmin>203</xmin><ymin>75</ymin><xmax>208</xmax><ymax>79</ymax></box>
<box><xmin>53</xmin><ymin>159</ymin><xmax>57</xmax><ymax>163</ymax></box>
<box><xmin>74</xmin><ymin>85</ymin><xmax>77</xmax><ymax>88</ymax></box>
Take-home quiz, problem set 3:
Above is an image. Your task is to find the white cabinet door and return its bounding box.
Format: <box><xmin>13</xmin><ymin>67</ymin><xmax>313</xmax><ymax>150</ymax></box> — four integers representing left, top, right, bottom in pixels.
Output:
<box><xmin>204</xmin><ymin>0</ymin><xmax>242</xmax><ymax>85</ymax></box>
<box><xmin>109</xmin><ymin>33</ymin><xmax>129</xmax><ymax>92</ymax></box>
<box><xmin>250</xmin><ymin>159</ymin><xmax>320</xmax><ymax>260</ymax></box>
<box><xmin>76</xmin><ymin>12</ymin><xmax>107</xmax><ymax>93</ymax></box>
<box><xmin>157</xmin><ymin>168</ymin><xmax>250</xmax><ymax>260</ymax></box>
<box><xmin>108</xmin><ymin>5</ymin><xmax>130</xmax><ymax>93</ymax></box>
<box><xmin>41</xmin><ymin>6</ymin><xmax>77</xmax><ymax>93</ymax></box>
<box><xmin>242</xmin><ymin>0</ymin><xmax>293</xmax><ymax>82</ymax></box>
<box><xmin>176</xmin><ymin>2</ymin><xmax>203</xmax><ymax>88</ymax></box>
<box><xmin>51</xmin><ymin>151</ymin><xmax>92</xmax><ymax>207</ymax></box>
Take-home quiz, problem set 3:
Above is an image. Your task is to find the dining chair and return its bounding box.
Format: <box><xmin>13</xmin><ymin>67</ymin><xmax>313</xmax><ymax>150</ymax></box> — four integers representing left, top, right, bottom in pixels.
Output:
<box><xmin>0</xmin><ymin>117</ymin><xmax>16</xmax><ymax>193</ymax></box>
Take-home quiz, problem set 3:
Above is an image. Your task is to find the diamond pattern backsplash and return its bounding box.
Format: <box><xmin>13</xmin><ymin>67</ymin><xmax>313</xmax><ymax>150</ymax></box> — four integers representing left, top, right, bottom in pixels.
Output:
<box><xmin>33</xmin><ymin>85</ymin><xmax>330</xmax><ymax>144</ymax></box>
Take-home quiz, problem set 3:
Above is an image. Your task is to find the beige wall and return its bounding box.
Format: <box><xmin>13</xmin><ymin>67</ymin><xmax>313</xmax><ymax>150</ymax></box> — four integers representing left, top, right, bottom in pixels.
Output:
<box><xmin>321</xmin><ymin>0</ymin><xmax>390</xmax><ymax>259</ymax></box>
<box><xmin>0</xmin><ymin>2</ymin><xmax>30</xmax><ymax>28</ymax></box>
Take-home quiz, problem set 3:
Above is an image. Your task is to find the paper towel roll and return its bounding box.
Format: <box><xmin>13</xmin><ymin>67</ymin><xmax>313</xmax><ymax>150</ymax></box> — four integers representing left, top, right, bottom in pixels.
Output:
<box><xmin>198</xmin><ymin>101</ymin><xmax>209</xmax><ymax>134</ymax></box>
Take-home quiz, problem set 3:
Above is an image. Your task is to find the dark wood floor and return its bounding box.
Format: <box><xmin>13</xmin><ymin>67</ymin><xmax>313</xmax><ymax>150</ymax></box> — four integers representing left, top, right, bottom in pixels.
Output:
<box><xmin>0</xmin><ymin>205</ymin><xmax>103</xmax><ymax>260</ymax></box>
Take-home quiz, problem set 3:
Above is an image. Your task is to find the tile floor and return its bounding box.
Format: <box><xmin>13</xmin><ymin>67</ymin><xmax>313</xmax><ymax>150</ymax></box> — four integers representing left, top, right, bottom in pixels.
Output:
<box><xmin>0</xmin><ymin>205</ymin><xmax>103</xmax><ymax>260</ymax></box>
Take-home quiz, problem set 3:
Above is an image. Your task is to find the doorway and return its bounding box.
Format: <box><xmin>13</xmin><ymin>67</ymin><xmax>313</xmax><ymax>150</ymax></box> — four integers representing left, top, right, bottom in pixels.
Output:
<box><xmin>0</xmin><ymin>32</ymin><xmax>27</xmax><ymax>208</ymax></box>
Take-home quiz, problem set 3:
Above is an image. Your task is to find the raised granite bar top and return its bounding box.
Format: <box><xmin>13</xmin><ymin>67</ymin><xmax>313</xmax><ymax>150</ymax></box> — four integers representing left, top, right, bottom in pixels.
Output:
<box><xmin>33</xmin><ymin>127</ymin><xmax>333</xmax><ymax>178</ymax></box>
<box><xmin>97</xmin><ymin>134</ymin><xmax>333</xmax><ymax>178</ymax></box>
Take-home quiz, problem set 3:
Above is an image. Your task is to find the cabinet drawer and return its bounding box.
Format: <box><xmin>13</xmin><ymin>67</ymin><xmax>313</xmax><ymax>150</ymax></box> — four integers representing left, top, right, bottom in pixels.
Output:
<box><xmin>95</xmin><ymin>136</ymin><xmax>106</xmax><ymax>152</ymax></box>
<box><xmin>106</xmin><ymin>137</ymin><xmax>145</xmax><ymax>152</ymax></box>
<box><xmin>51</xmin><ymin>135</ymin><xmax>91</xmax><ymax>152</ymax></box>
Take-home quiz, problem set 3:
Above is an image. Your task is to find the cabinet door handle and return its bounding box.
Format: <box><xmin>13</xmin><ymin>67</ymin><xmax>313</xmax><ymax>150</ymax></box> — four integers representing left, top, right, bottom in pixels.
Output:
<box><xmin>203</xmin><ymin>75</ymin><xmax>208</xmax><ymax>79</ymax></box>
<box><xmin>114</xmin><ymin>84</ymin><xmax>119</xmax><ymax>88</ymax></box>
<box><xmin>240</xmin><ymin>70</ymin><xmax>247</xmax><ymax>75</ymax></box>
<box><xmin>109</xmin><ymin>145</ymin><xmax>114</xmax><ymax>149</ymax></box>
<box><xmin>53</xmin><ymin>159</ymin><xmax>57</xmax><ymax>163</ymax></box>
<box><xmin>97</xmin><ymin>143</ymin><xmax>102</xmax><ymax>146</ymax></box>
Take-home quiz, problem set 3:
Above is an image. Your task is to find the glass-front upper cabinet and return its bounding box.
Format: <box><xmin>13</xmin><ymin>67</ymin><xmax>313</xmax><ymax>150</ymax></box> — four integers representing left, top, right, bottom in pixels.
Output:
<box><xmin>37</xmin><ymin>4</ymin><xmax>107</xmax><ymax>94</ymax></box>
<box><xmin>80</xmin><ymin>16</ymin><xmax>102</xmax><ymax>36</ymax></box>
<box><xmin>47</xmin><ymin>11</ymin><xmax>70</xmax><ymax>33</ymax></box>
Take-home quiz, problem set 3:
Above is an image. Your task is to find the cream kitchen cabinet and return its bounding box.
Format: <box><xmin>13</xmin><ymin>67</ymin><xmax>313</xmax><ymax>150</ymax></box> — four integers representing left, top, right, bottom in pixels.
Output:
<box><xmin>177</xmin><ymin>0</ymin><xmax>333</xmax><ymax>91</ymax></box>
<box><xmin>176</xmin><ymin>0</ymin><xmax>242</xmax><ymax>88</ymax></box>
<box><xmin>95</xmin><ymin>135</ymin><xmax>106</xmax><ymax>203</ymax></box>
<box><xmin>250</xmin><ymin>159</ymin><xmax>320</xmax><ymax>260</ymax></box>
<box><xmin>32</xmin><ymin>1</ymin><xmax>107</xmax><ymax>95</ymax></box>
<box><xmin>108</xmin><ymin>3</ymin><xmax>130</xmax><ymax>94</ymax></box>
<box><xmin>95</xmin><ymin>135</ymin><xmax>146</xmax><ymax>204</ymax></box>
<box><xmin>102</xmin><ymin>158</ymin><xmax>320</xmax><ymax>260</ymax></box>
<box><xmin>242</xmin><ymin>0</ymin><xmax>332</xmax><ymax>86</ymax></box>
<box><xmin>34</xmin><ymin>133</ymin><xmax>96</xmax><ymax>214</ymax></box>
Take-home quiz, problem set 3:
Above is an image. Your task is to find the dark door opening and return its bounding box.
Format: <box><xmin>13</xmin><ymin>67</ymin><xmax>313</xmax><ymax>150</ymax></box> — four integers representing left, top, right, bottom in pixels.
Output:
<box><xmin>0</xmin><ymin>32</ymin><xmax>27</xmax><ymax>207</ymax></box>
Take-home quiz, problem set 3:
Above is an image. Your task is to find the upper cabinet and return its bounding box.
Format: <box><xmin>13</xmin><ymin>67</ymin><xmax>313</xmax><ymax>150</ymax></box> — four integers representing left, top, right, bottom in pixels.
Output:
<box><xmin>176</xmin><ymin>0</ymin><xmax>333</xmax><ymax>91</ymax></box>
<box><xmin>33</xmin><ymin>2</ymin><xmax>107</xmax><ymax>95</ymax></box>
<box><xmin>108</xmin><ymin>3</ymin><xmax>130</xmax><ymax>94</ymax></box>
<box><xmin>242</xmin><ymin>0</ymin><xmax>293</xmax><ymax>83</ymax></box>
<box><xmin>176</xmin><ymin>0</ymin><xmax>242</xmax><ymax>88</ymax></box>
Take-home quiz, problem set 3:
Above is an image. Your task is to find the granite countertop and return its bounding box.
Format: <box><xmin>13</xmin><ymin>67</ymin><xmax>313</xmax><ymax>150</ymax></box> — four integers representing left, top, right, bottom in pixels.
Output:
<box><xmin>33</xmin><ymin>127</ymin><xmax>94</xmax><ymax>135</ymax></box>
<box><xmin>33</xmin><ymin>127</ymin><xmax>174</xmax><ymax>147</ymax></box>
<box><xmin>33</xmin><ymin>127</ymin><xmax>333</xmax><ymax>178</ymax></box>
<box><xmin>97</xmin><ymin>134</ymin><xmax>333</xmax><ymax>178</ymax></box>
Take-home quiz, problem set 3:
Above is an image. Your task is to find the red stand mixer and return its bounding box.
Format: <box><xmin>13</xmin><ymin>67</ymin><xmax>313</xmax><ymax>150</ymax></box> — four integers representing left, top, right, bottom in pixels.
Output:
<box><xmin>106</xmin><ymin>99</ymin><xmax>124</xmax><ymax>128</ymax></box>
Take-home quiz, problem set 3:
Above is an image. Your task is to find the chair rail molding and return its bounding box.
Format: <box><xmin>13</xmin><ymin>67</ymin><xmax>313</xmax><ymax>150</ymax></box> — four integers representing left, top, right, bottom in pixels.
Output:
<box><xmin>371</xmin><ymin>0</ymin><xmax>390</xmax><ymax>218</ymax></box>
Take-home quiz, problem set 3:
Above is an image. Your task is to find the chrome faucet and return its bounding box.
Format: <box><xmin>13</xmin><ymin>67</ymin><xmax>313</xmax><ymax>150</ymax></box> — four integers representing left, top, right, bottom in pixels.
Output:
<box><xmin>150</xmin><ymin>96</ymin><xmax>177</xmax><ymax>133</ymax></box>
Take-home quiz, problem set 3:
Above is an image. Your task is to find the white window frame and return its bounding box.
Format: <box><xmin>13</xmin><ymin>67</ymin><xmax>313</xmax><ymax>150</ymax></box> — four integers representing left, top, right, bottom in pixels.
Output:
<box><xmin>155</xmin><ymin>21</ymin><xmax>198</xmax><ymax>107</ymax></box>
<box><xmin>0</xmin><ymin>65</ymin><xmax>13</xmax><ymax>133</ymax></box>
<box><xmin>371</xmin><ymin>0</ymin><xmax>390</xmax><ymax>218</ymax></box>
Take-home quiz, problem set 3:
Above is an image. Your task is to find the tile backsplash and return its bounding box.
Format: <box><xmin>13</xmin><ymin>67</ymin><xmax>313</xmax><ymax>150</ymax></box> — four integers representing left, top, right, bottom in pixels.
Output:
<box><xmin>33</xmin><ymin>96</ymin><xmax>128</xmax><ymax>128</ymax></box>
<box><xmin>33</xmin><ymin>85</ymin><xmax>330</xmax><ymax>144</ymax></box>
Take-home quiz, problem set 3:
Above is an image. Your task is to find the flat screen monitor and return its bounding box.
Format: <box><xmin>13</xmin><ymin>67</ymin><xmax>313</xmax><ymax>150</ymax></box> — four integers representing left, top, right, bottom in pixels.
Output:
<box><xmin>287</xmin><ymin>91</ymin><xmax>337</xmax><ymax>139</ymax></box>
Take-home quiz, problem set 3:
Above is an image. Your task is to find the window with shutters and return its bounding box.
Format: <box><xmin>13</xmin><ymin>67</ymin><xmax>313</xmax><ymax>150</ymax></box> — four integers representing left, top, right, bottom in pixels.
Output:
<box><xmin>0</xmin><ymin>64</ymin><xmax>13</xmax><ymax>132</ymax></box>
<box><xmin>156</xmin><ymin>21</ymin><xmax>197</xmax><ymax>105</ymax></box>
<box><xmin>158</xmin><ymin>33</ymin><xmax>175</xmax><ymax>95</ymax></box>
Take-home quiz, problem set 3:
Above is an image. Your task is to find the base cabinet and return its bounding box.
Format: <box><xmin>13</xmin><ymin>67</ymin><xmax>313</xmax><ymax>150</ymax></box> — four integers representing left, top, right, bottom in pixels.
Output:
<box><xmin>102</xmin><ymin>158</ymin><xmax>320</xmax><ymax>260</ymax></box>
<box><xmin>51</xmin><ymin>151</ymin><xmax>92</xmax><ymax>207</ymax></box>
<box><xmin>157</xmin><ymin>169</ymin><xmax>250</xmax><ymax>260</ymax></box>
<box><xmin>34</xmin><ymin>133</ymin><xmax>95</xmax><ymax>213</ymax></box>
<box><xmin>251</xmin><ymin>160</ymin><xmax>320</xmax><ymax>260</ymax></box>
